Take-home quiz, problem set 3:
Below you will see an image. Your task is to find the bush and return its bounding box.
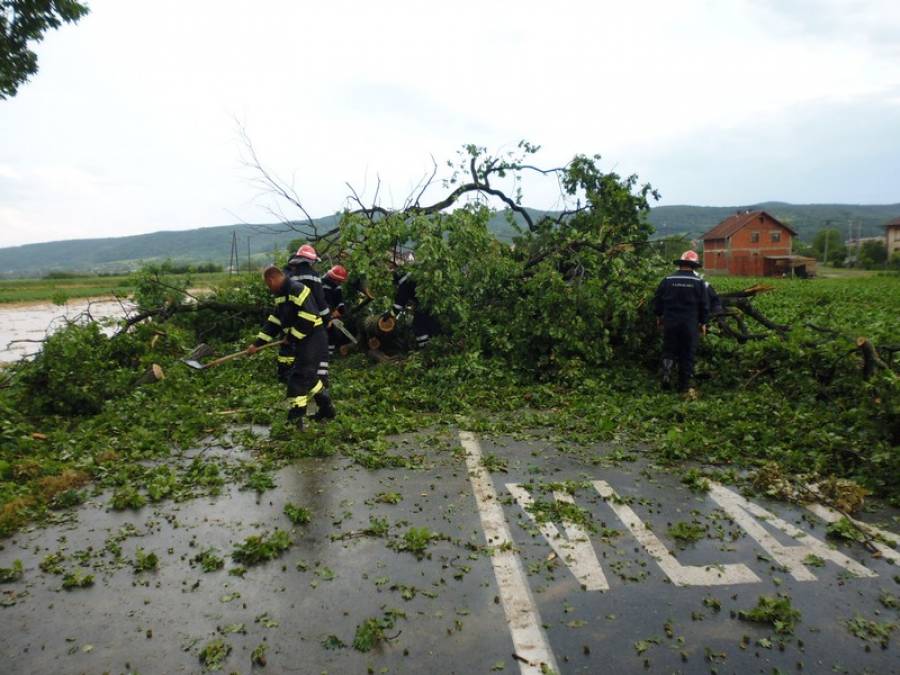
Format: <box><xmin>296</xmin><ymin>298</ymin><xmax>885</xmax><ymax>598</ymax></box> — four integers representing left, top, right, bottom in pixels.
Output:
<box><xmin>15</xmin><ymin>323</ymin><xmax>134</xmax><ymax>417</ymax></box>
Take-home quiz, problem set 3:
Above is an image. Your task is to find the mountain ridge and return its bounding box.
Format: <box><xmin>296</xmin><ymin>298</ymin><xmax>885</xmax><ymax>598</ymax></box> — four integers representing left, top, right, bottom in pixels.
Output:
<box><xmin>1</xmin><ymin>202</ymin><xmax>897</xmax><ymax>276</ymax></box>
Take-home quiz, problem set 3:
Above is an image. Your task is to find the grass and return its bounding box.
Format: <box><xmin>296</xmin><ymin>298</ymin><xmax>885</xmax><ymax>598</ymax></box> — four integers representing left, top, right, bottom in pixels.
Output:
<box><xmin>0</xmin><ymin>559</ymin><xmax>23</xmax><ymax>583</ymax></box>
<box><xmin>231</xmin><ymin>529</ymin><xmax>292</xmax><ymax>566</ymax></box>
<box><xmin>283</xmin><ymin>503</ymin><xmax>312</xmax><ymax>525</ymax></box>
<box><xmin>132</xmin><ymin>548</ymin><xmax>159</xmax><ymax>573</ymax></box>
<box><xmin>738</xmin><ymin>595</ymin><xmax>801</xmax><ymax>634</ymax></box>
<box><xmin>352</xmin><ymin>609</ymin><xmax>406</xmax><ymax>652</ymax></box>
<box><xmin>389</xmin><ymin>527</ymin><xmax>437</xmax><ymax>559</ymax></box>
<box><xmin>192</xmin><ymin>548</ymin><xmax>225</xmax><ymax>572</ymax></box>
<box><xmin>0</xmin><ymin>271</ymin><xmax>230</xmax><ymax>304</ymax></box>
<box><xmin>61</xmin><ymin>569</ymin><xmax>94</xmax><ymax>589</ymax></box>
<box><xmin>846</xmin><ymin>614</ymin><xmax>895</xmax><ymax>648</ymax></box>
<box><xmin>198</xmin><ymin>638</ymin><xmax>231</xmax><ymax>670</ymax></box>
<box><xmin>667</xmin><ymin>521</ymin><xmax>707</xmax><ymax>543</ymax></box>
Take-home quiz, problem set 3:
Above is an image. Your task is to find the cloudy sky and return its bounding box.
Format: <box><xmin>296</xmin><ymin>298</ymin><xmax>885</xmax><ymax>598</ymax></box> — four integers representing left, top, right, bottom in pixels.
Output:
<box><xmin>2</xmin><ymin>0</ymin><xmax>899</xmax><ymax>247</ymax></box>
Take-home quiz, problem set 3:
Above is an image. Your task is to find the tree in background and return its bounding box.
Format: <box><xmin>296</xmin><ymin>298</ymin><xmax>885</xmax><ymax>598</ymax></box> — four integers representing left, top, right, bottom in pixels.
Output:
<box><xmin>858</xmin><ymin>240</ymin><xmax>888</xmax><ymax>269</ymax></box>
<box><xmin>810</xmin><ymin>228</ymin><xmax>847</xmax><ymax>267</ymax></box>
<box><xmin>0</xmin><ymin>0</ymin><xmax>89</xmax><ymax>99</ymax></box>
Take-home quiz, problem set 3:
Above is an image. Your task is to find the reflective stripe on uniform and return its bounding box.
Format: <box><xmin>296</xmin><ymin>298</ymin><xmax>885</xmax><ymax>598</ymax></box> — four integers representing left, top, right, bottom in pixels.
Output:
<box><xmin>290</xmin><ymin>395</ymin><xmax>308</xmax><ymax>408</ymax></box>
<box><xmin>274</xmin><ymin>296</ymin><xmax>286</xmax><ymax>304</ymax></box>
<box><xmin>393</xmin><ymin>303</ymin><xmax>404</xmax><ymax>311</ymax></box>
<box><xmin>257</xmin><ymin>332</ymin><xmax>273</xmax><ymax>341</ymax></box>
<box><xmin>398</xmin><ymin>273</ymin><xmax>411</xmax><ymax>285</ymax></box>
<box><xmin>277</xmin><ymin>356</ymin><xmax>295</xmax><ymax>364</ymax></box>
<box><xmin>298</xmin><ymin>310</ymin><xmax>319</xmax><ymax>322</ymax></box>
<box><xmin>289</xmin><ymin>327</ymin><xmax>306</xmax><ymax>340</ymax></box>
<box><xmin>267</xmin><ymin>314</ymin><xmax>282</xmax><ymax>326</ymax></box>
<box><xmin>310</xmin><ymin>380</ymin><xmax>324</xmax><ymax>396</ymax></box>
<box><xmin>289</xmin><ymin>286</ymin><xmax>311</xmax><ymax>306</ymax></box>
<box><xmin>294</xmin><ymin>274</ymin><xmax>320</xmax><ymax>282</ymax></box>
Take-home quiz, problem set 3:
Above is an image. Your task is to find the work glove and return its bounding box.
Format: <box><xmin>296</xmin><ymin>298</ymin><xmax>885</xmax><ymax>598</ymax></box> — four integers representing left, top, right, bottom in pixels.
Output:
<box><xmin>246</xmin><ymin>343</ymin><xmax>259</xmax><ymax>355</ymax></box>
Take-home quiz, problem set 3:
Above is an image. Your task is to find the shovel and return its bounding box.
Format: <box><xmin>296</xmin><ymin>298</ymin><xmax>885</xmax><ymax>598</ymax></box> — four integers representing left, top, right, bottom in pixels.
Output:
<box><xmin>182</xmin><ymin>339</ymin><xmax>285</xmax><ymax>371</ymax></box>
<box><xmin>331</xmin><ymin>318</ymin><xmax>358</xmax><ymax>345</ymax></box>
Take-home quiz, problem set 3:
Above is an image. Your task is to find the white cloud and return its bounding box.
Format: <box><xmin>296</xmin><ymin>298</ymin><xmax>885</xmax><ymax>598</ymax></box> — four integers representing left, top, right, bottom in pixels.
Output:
<box><xmin>1</xmin><ymin>0</ymin><xmax>899</xmax><ymax>247</ymax></box>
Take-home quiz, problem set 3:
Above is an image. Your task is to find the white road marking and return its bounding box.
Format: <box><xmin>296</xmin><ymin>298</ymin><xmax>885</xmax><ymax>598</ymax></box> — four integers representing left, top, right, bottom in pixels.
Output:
<box><xmin>592</xmin><ymin>480</ymin><xmax>760</xmax><ymax>586</ymax></box>
<box><xmin>460</xmin><ymin>432</ymin><xmax>559</xmax><ymax>675</ymax></box>
<box><xmin>803</xmin><ymin>502</ymin><xmax>900</xmax><ymax>565</ymax></box>
<box><xmin>708</xmin><ymin>483</ymin><xmax>877</xmax><ymax>580</ymax></box>
<box><xmin>507</xmin><ymin>482</ymin><xmax>610</xmax><ymax>591</ymax></box>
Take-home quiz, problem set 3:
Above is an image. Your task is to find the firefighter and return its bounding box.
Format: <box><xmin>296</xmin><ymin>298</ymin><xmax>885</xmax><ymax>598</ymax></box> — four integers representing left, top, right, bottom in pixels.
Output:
<box><xmin>389</xmin><ymin>256</ymin><xmax>440</xmax><ymax>349</ymax></box>
<box><xmin>322</xmin><ymin>264</ymin><xmax>348</xmax><ymax>361</ymax></box>
<box><xmin>653</xmin><ymin>250</ymin><xmax>710</xmax><ymax>396</ymax></box>
<box><xmin>285</xmin><ymin>244</ymin><xmax>331</xmax><ymax>388</ymax></box>
<box><xmin>248</xmin><ymin>265</ymin><xmax>335</xmax><ymax>428</ymax></box>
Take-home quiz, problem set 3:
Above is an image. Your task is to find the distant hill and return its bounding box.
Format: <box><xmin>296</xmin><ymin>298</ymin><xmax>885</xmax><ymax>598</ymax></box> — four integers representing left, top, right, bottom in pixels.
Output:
<box><xmin>647</xmin><ymin>202</ymin><xmax>900</xmax><ymax>241</ymax></box>
<box><xmin>1</xmin><ymin>202</ymin><xmax>897</xmax><ymax>276</ymax></box>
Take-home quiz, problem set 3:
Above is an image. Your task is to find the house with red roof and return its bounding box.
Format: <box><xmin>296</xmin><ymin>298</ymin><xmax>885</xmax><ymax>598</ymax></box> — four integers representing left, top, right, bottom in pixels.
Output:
<box><xmin>701</xmin><ymin>210</ymin><xmax>815</xmax><ymax>277</ymax></box>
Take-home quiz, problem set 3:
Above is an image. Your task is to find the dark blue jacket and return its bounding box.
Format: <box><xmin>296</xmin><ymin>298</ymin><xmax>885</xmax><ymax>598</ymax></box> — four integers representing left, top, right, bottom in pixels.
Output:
<box><xmin>322</xmin><ymin>277</ymin><xmax>345</xmax><ymax>314</ymax></box>
<box><xmin>653</xmin><ymin>270</ymin><xmax>710</xmax><ymax>326</ymax></box>
<box><xmin>393</xmin><ymin>270</ymin><xmax>417</xmax><ymax>313</ymax></box>
<box><xmin>285</xmin><ymin>258</ymin><xmax>330</xmax><ymax>323</ymax></box>
<box><xmin>254</xmin><ymin>277</ymin><xmax>325</xmax><ymax>348</ymax></box>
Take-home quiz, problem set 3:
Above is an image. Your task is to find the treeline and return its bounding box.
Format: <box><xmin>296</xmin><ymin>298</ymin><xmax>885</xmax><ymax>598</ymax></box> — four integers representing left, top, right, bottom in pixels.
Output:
<box><xmin>42</xmin><ymin>261</ymin><xmax>224</xmax><ymax>279</ymax></box>
<box><xmin>648</xmin><ymin>202</ymin><xmax>900</xmax><ymax>241</ymax></box>
<box><xmin>793</xmin><ymin>230</ymin><xmax>900</xmax><ymax>270</ymax></box>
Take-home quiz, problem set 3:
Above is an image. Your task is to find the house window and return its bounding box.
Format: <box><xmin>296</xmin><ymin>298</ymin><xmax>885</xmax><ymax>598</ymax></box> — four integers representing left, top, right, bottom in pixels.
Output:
<box><xmin>751</xmin><ymin>231</ymin><xmax>760</xmax><ymax>243</ymax></box>
<box><xmin>771</xmin><ymin>231</ymin><xmax>781</xmax><ymax>242</ymax></box>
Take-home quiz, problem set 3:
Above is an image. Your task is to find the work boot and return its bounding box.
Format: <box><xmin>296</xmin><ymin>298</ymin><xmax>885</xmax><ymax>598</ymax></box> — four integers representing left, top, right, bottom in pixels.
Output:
<box><xmin>287</xmin><ymin>408</ymin><xmax>306</xmax><ymax>431</ymax></box>
<box><xmin>660</xmin><ymin>359</ymin><xmax>674</xmax><ymax>391</ymax></box>
<box><xmin>311</xmin><ymin>392</ymin><xmax>336</xmax><ymax>422</ymax></box>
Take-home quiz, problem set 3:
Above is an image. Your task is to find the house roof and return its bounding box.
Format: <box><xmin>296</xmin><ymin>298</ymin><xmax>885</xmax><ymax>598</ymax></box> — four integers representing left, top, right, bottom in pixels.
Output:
<box><xmin>701</xmin><ymin>210</ymin><xmax>797</xmax><ymax>240</ymax></box>
<box><xmin>883</xmin><ymin>216</ymin><xmax>900</xmax><ymax>228</ymax></box>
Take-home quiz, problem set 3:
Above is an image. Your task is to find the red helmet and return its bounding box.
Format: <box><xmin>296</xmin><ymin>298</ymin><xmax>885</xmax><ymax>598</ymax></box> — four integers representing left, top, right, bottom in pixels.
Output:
<box><xmin>326</xmin><ymin>265</ymin><xmax>348</xmax><ymax>283</ymax></box>
<box><xmin>675</xmin><ymin>250</ymin><xmax>701</xmax><ymax>267</ymax></box>
<box><xmin>295</xmin><ymin>244</ymin><xmax>319</xmax><ymax>262</ymax></box>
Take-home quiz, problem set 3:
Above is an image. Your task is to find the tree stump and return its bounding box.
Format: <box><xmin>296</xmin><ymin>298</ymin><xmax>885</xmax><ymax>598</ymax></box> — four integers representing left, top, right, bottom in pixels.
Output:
<box><xmin>137</xmin><ymin>364</ymin><xmax>165</xmax><ymax>385</ymax></box>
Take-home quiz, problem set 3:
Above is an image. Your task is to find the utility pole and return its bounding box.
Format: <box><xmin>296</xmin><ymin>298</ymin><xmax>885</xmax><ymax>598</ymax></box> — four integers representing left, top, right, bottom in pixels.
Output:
<box><xmin>848</xmin><ymin>221</ymin><xmax>853</xmax><ymax>267</ymax></box>
<box><xmin>228</xmin><ymin>231</ymin><xmax>239</xmax><ymax>274</ymax></box>
<box><xmin>246</xmin><ymin>236</ymin><xmax>251</xmax><ymax>272</ymax></box>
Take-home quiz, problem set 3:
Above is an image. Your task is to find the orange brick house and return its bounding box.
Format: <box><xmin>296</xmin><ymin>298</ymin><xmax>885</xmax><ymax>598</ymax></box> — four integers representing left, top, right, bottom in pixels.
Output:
<box><xmin>702</xmin><ymin>210</ymin><xmax>814</xmax><ymax>276</ymax></box>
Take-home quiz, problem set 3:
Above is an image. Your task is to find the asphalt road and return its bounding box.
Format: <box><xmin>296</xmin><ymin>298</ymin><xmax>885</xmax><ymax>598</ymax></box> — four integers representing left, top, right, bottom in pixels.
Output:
<box><xmin>0</xmin><ymin>431</ymin><xmax>897</xmax><ymax>674</ymax></box>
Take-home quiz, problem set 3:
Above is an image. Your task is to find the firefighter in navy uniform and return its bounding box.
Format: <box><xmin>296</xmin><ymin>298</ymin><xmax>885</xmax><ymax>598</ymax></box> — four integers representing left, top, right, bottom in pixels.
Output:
<box><xmin>390</xmin><ymin>258</ymin><xmax>440</xmax><ymax>349</ymax></box>
<box><xmin>322</xmin><ymin>265</ymin><xmax>349</xmax><ymax>361</ymax></box>
<box><xmin>284</xmin><ymin>244</ymin><xmax>331</xmax><ymax>388</ymax></box>
<box><xmin>248</xmin><ymin>265</ymin><xmax>335</xmax><ymax>428</ymax></box>
<box><xmin>653</xmin><ymin>250</ymin><xmax>710</xmax><ymax>397</ymax></box>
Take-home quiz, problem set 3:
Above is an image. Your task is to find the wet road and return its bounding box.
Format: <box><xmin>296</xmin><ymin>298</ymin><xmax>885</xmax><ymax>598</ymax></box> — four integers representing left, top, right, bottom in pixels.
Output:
<box><xmin>0</xmin><ymin>431</ymin><xmax>896</xmax><ymax>674</ymax></box>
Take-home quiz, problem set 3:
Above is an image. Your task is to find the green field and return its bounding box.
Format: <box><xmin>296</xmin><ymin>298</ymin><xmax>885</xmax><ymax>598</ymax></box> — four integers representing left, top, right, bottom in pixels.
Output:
<box><xmin>0</xmin><ymin>272</ymin><xmax>232</xmax><ymax>304</ymax></box>
<box><xmin>710</xmin><ymin>274</ymin><xmax>900</xmax><ymax>344</ymax></box>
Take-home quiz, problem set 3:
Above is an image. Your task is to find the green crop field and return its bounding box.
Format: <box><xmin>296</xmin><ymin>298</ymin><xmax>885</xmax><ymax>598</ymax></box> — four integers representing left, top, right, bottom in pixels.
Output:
<box><xmin>0</xmin><ymin>272</ymin><xmax>232</xmax><ymax>304</ymax></box>
<box><xmin>710</xmin><ymin>275</ymin><xmax>900</xmax><ymax>344</ymax></box>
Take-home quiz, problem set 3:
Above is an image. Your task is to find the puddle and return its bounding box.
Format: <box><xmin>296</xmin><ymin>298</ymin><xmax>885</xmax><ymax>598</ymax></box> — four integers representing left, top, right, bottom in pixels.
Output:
<box><xmin>0</xmin><ymin>299</ymin><xmax>134</xmax><ymax>363</ymax></box>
